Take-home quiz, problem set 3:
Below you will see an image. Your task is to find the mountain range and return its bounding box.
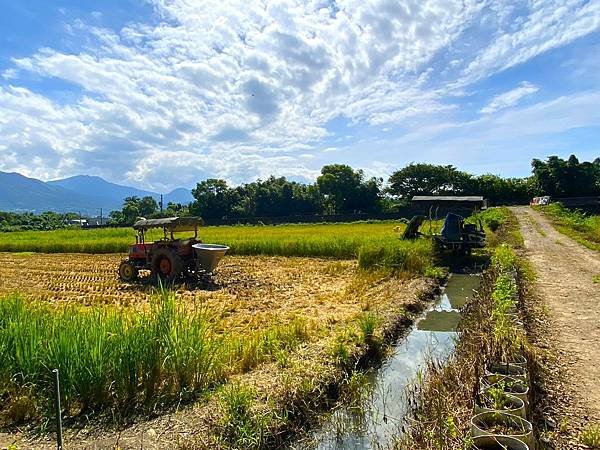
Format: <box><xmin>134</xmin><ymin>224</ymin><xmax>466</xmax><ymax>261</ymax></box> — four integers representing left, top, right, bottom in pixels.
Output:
<box><xmin>0</xmin><ymin>171</ymin><xmax>194</xmax><ymax>214</ymax></box>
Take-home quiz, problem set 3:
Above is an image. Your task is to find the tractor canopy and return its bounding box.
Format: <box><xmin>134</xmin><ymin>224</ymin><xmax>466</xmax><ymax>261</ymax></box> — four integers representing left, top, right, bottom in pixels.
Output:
<box><xmin>133</xmin><ymin>216</ymin><xmax>204</xmax><ymax>233</ymax></box>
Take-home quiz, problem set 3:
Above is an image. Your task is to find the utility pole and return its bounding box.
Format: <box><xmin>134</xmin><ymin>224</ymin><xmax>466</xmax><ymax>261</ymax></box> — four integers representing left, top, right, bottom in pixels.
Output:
<box><xmin>99</xmin><ymin>208</ymin><xmax>103</xmax><ymax>226</ymax></box>
<box><xmin>160</xmin><ymin>194</ymin><xmax>164</xmax><ymax>213</ymax></box>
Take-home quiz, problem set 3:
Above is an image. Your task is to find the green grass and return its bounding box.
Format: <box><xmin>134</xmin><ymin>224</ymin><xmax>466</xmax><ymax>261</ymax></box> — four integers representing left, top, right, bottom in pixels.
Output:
<box><xmin>0</xmin><ymin>289</ymin><xmax>311</xmax><ymax>423</ymax></box>
<box><xmin>216</xmin><ymin>383</ymin><xmax>276</xmax><ymax>448</ymax></box>
<box><xmin>581</xmin><ymin>423</ymin><xmax>600</xmax><ymax>448</ymax></box>
<box><xmin>0</xmin><ymin>221</ymin><xmax>400</xmax><ymax>256</ymax></box>
<box><xmin>0</xmin><ymin>220</ymin><xmax>441</xmax><ymax>274</ymax></box>
<box><xmin>472</xmin><ymin>207</ymin><xmax>524</xmax><ymax>249</ymax></box>
<box><xmin>357</xmin><ymin>238</ymin><xmax>435</xmax><ymax>272</ymax></box>
<box><xmin>538</xmin><ymin>203</ymin><xmax>600</xmax><ymax>251</ymax></box>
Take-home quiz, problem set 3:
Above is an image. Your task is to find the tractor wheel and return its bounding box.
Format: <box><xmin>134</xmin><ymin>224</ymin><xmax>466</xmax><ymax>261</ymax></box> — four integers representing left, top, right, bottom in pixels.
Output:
<box><xmin>151</xmin><ymin>248</ymin><xmax>184</xmax><ymax>283</ymax></box>
<box><xmin>118</xmin><ymin>259</ymin><xmax>138</xmax><ymax>282</ymax></box>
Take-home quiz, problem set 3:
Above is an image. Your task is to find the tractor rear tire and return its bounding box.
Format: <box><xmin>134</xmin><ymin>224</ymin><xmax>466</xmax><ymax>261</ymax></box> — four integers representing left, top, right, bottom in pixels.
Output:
<box><xmin>151</xmin><ymin>248</ymin><xmax>184</xmax><ymax>283</ymax></box>
<box><xmin>119</xmin><ymin>259</ymin><xmax>138</xmax><ymax>282</ymax></box>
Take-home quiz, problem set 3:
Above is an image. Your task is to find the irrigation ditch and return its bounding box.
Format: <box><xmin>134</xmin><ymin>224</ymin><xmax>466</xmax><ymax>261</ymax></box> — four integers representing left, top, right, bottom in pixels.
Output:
<box><xmin>287</xmin><ymin>210</ymin><xmax>544</xmax><ymax>450</ymax></box>
<box><xmin>291</xmin><ymin>273</ymin><xmax>482</xmax><ymax>450</ymax></box>
<box><xmin>390</xmin><ymin>243</ymin><xmax>543</xmax><ymax>449</ymax></box>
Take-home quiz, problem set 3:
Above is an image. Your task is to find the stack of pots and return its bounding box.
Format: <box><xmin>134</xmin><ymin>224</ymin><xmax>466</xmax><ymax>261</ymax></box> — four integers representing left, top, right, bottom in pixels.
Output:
<box><xmin>471</xmin><ymin>269</ymin><xmax>536</xmax><ymax>450</ymax></box>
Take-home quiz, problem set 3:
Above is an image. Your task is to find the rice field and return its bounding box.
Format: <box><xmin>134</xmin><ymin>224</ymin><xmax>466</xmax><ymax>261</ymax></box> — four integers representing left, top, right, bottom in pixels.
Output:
<box><xmin>0</xmin><ymin>220</ymin><xmax>421</xmax><ymax>256</ymax></box>
<box><xmin>0</xmin><ymin>219</ymin><xmax>441</xmax><ymax>447</ymax></box>
<box><xmin>0</xmin><ymin>253</ymin><xmax>371</xmax><ymax>327</ymax></box>
<box><xmin>0</xmin><ymin>251</ymin><xmax>429</xmax><ymax>434</ymax></box>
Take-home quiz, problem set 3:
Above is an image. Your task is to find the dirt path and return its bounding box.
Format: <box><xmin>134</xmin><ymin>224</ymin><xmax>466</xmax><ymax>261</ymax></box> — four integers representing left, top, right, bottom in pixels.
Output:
<box><xmin>512</xmin><ymin>206</ymin><xmax>600</xmax><ymax>428</ymax></box>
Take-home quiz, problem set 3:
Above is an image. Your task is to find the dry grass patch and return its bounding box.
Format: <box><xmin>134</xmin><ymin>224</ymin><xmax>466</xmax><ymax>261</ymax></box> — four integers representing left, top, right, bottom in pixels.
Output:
<box><xmin>0</xmin><ymin>252</ymin><xmax>398</xmax><ymax>332</ymax></box>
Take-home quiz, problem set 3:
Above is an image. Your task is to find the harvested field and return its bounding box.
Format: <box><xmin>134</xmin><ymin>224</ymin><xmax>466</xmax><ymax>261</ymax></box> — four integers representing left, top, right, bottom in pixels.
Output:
<box><xmin>0</xmin><ymin>252</ymin><xmax>382</xmax><ymax>329</ymax></box>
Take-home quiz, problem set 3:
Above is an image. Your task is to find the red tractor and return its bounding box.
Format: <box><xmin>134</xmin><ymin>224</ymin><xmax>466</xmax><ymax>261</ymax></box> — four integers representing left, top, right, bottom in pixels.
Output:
<box><xmin>118</xmin><ymin>217</ymin><xmax>228</xmax><ymax>284</ymax></box>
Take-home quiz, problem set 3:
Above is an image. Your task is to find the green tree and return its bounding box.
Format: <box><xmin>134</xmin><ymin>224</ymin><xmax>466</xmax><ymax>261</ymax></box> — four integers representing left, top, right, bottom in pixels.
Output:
<box><xmin>237</xmin><ymin>176</ymin><xmax>320</xmax><ymax>217</ymax></box>
<box><xmin>317</xmin><ymin>164</ymin><xmax>381</xmax><ymax>214</ymax></box>
<box><xmin>190</xmin><ymin>179</ymin><xmax>235</xmax><ymax>219</ymax></box>
<box><xmin>387</xmin><ymin>163</ymin><xmax>471</xmax><ymax>199</ymax></box>
<box><xmin>164</xmin><ymin>202</ymin><xmax>189</xmax><ymax>217</ymax></box>
<box><xmin>122</xmin><ymin>196</ymin><xmax>141</xmax><ymax>225</ymax></box>
<box><xmin>472</xmin><ymin>174</ymin><xmax>536</xmax><ymax>205</ymax></box>
<box><xmin>138</xmin><ymin>196</ymin><xmax>158</xmax><ymax>217</ymax></box>
<box><xmin>532</xmin><ymin>155</ymin><xmax>600</xmax><ymax>197</ymax></box>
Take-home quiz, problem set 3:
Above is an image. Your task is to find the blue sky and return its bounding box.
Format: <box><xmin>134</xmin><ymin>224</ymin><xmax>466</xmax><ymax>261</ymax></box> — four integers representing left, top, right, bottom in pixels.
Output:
<box><xmin>0</xmin><ymin>0</ymin><xmax>599</xmax><ymax>191</ymax></box>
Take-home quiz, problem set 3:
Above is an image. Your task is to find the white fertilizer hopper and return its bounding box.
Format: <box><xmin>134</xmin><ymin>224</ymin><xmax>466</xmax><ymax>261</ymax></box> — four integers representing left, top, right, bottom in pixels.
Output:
<box><xmin>192</xmin><ymin>244</ymin><xmax>229</xmax><ymax>273</ymax></box>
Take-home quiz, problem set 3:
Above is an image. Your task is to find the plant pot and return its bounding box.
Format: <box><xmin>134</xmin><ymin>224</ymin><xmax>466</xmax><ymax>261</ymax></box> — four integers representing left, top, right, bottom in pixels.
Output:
<box><xmin>505</xmin><ymin>354</ymin><xmax>527</xmax><ymax>368</ymax></box>
<box><xmin>471</xmin><ymin>411</ymin><xmax>534</xmax><ymax>449</ymax></box>
<box><xmin>486</xmin><ymin>362</ymin><xmax>528</xmax><ymax>383</ymax></box>
<box><xmin>473</xmin><ymin>435</ymin><xmax>529</xmax><ymax>449</ymax></box>
<box><xmin>475</xmin><ymin>390</ymin><xmax>526</xmax><ymax>419</ymax></box>
<box><xmin>480</xmin><ymin>375</ymin><xmax>529</xmax><ymax>408</ymax></box>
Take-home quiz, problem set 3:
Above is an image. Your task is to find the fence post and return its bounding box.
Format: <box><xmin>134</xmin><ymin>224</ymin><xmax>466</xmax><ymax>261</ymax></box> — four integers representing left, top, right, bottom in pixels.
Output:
<box><xmin>53</xmin><ymin>368</ymin><xmax>63</xmax><ymax>449</ymax></box>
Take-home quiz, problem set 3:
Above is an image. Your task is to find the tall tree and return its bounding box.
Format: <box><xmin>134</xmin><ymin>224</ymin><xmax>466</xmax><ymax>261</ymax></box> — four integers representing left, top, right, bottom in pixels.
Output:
<box><xmin>122</xmin><ymin>196</ymin><xmax>141</xmax><ymax>224</ymax></box>
<box><xmin>387</xmin><ymin>163</ymin><xmax>471</xmax><ymax>199</ymax></box>
<box><xmin>190</xmin><ymin>179</ymin><xmax>235</xmax><ymax>219</ymax></box>
<box><xmin>532</xmin><ymin>155</ymin><xmax>600</xmax><ymax>197</ymax></box>
<box><xmin>139</xmin><ymin>196</ymin><xmax>158</xmax><ymax>217</ymax></box>
<box><xmin>317</xmin><ymin>164</ymin><xmax>381</xmax><ymax>214</ymax></box>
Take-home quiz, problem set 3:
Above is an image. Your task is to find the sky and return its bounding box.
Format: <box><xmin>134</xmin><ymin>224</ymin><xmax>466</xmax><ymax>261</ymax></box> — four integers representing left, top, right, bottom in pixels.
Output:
<box><xmin>0</xmin><ymin>0</ymin><xmax>599</xmax><ymax>191</ymax></box>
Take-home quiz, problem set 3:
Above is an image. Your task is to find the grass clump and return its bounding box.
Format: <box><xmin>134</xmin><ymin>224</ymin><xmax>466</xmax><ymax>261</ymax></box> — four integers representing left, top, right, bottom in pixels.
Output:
<box><xmin>0</xmin><ymin>290</ymin><xmax>311</xmax><ymax>424</ymax></box>
<box><xmin>357</xmin><ymin>238</ymin><xmax>435</xmax><ymax>274</ymax></box>
<box><xmin>472</xmin><ymin>207</ymin><xmax>523</xmax><ymax>249</ymax></box>
<box><xmin>538</xmin><ymin>203</ymin><xmax>600</xmax><ymax>251</ymax></box>
<box><xmin>216</xmin><ymin>383</ymin><xmax>277</xmax><ymax>449</ymax></box>
<box><xmin>581</xmin><ymin>423</ymin><xmax>600</xmax><ymax>448</ymax></box>
<box><xmin>0</xmin><ymin>290</ymin><xmax>225</xmax><ymax>418</ymax></box>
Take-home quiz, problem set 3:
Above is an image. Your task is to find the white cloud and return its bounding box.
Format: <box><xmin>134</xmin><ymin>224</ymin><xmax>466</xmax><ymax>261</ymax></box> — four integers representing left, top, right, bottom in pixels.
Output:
<box><xmin>460</xmin><ymin>0</ymin><xmax>600</xmax><ymax>85</ymax></box>
<box><xmin>1</xmin><ymin>69</ymin><xmax>18</xmax><ymax>80</ymax></box>
<box><xmin>480</xmin><ymin>81</ymin><xmax>539</xmax><ymax>114</ymax></box>
<box><xmin>0</xmin><ymin>0</ymin><xmax>598</xmax><ymax>189</ymax></box>
<box><xmin>383</xmin><ymin>90</ymin><xmax>600</xmax><ymax>175</ymax></box>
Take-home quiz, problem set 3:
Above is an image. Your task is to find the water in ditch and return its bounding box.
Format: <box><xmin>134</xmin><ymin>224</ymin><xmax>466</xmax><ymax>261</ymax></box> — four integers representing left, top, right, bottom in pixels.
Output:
<box><xmin>291</xmin><ymin>273</ymin><xmax>482</xmax><ymax>450</ymax></box>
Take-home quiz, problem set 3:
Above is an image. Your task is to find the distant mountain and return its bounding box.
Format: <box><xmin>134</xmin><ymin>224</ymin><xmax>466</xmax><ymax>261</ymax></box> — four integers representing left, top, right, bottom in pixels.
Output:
<box><xmin>164</xmin><ymin>187</ymin><xmax>194</xmax><ymax>205</ymax></box>
<box><xmin>48</xmin><ymin>175</ymin><xmax>157</xmax><ymax>205</ymax></box>
<box><xmin>0</xmin><ymin>171</ymin><xmax>194</xmax><ymax>214</ymax></box>
<box><xmin>0</xmin><ymin>171</ymin><xmax>106</xmax><ymax>213</ymax></box>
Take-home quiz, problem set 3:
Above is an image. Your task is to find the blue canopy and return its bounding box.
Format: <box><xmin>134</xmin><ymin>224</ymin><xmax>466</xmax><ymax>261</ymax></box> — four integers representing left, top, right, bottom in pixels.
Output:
<box><xmin>440</xmin><ymin>213</ymin><xmax>463</xmax><ymax>242</ymax></box>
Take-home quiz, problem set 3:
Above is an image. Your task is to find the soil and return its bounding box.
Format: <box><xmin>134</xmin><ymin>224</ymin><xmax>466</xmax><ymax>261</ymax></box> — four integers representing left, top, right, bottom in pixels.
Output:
<box><xmin>512</xmin><ymin>206</ymin><xmax>600</xmax><ymax>447</ymax></box>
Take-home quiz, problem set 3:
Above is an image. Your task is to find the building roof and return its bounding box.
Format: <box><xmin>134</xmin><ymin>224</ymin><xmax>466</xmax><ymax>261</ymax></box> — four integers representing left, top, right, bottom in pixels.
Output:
<box><xmin>133</xmin><ymin>216</ymin><xmax>203</xmax><ymax>231</ymax></box>
<box><xmin>411</xmin><ymin>195</ymin><xmax>485</xmax><ymax>202</ymax></box>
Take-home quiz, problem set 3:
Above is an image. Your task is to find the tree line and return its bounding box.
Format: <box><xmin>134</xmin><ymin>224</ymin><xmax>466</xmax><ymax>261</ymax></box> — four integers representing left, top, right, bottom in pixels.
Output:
<box><xmin>1</xmin><ymin>155</ymin><xmax>599</xmax><ymax>230</ymax></box>
<box><xmin>0</xmin><ymin>211</ymin><xmax>83</xmax><ymax>232</ymax></box>
<box><xmin>107</xmin><ymin>155</ymin><xmax>600</xmax><ymax>225</ymax></box>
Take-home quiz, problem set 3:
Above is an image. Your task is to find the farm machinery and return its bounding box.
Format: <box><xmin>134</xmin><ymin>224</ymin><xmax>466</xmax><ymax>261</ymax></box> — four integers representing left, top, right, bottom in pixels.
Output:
<box><xmin>118</xmin><ymin>217</ymin><xmax>229</xmax><ymax>284</ymax></box>
<box><xmin>402</xmin><ymin>213</ymin><xmax>486</xmax><ymax>254</ymax></box>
